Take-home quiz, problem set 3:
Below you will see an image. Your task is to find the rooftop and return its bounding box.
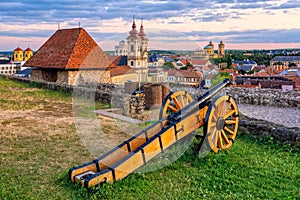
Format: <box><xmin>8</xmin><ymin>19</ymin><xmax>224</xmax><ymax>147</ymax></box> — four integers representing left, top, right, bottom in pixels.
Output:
<box><xmin>110</xmin><ymin>65</ymin><xmax>134</xmax><ymax>77</ymax></box>
<box><xmin>272</xmin><ymin>56</ymin><xmax>300</xmax><ymax>62</ymax></box>
<box><xmin>23</xmin><ymin>28</ymin><xmax>110</xmax><ymax>70</ymax></box>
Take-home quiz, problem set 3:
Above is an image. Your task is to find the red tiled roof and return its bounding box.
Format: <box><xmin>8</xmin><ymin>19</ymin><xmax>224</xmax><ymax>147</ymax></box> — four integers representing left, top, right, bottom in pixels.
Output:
<box><xmin>110</xmin><ymin>65</ymin><xmax>134</xmax><ymax>77</ymax></box>
<box><xmin>24</xmin><ymin>47</ymin><xmax>33</xmax><ymax>52</ymax></box>
<box><xmin>180</xmin><ymin>60</ymin><xmax>189</xmax><ymax>65</ymax></box>
<box><xmin>205</xmin><ymin>73</ymin><xmax>215</xmax><ymax>80</ymax></box>
<box><xmin>23</xmin><ymin>28</ymin><xmax>110</xmax><ymax>69</ymax></box>
<box><xmin>14</xmin><ymin>47</ymin><xmax>23</xmax><ymax>51</ymax></box>
<box><xmin>219</xmin><ymin>68</ymin><xmax>236</xmax><ymax>74</ymax></box>
<box><xmin>108</xmin><ymin>55</ymin><xmax>122</xmax><ymax>68</ymax></box>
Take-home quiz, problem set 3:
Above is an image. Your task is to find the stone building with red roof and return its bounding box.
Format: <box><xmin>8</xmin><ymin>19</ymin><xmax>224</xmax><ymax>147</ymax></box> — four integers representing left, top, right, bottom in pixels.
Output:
<box><xmin>23</xmin><ymin>28</ymin><xmax>111</xmax><ymax>85</ymax></box>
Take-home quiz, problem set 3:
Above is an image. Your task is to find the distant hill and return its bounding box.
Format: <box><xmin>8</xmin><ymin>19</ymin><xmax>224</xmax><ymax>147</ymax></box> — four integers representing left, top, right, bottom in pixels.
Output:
<box><xmin>0</xmin><ymin>51</ymin><xmax>13</xmax><ymax>57</ymax></box>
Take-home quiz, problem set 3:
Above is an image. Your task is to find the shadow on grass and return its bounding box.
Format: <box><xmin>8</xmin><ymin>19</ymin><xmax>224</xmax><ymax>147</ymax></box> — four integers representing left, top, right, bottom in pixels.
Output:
<box><xmin>55</xmin><ymin>171</ymin><xmax>91</xmax><ymax>200</ymax></box>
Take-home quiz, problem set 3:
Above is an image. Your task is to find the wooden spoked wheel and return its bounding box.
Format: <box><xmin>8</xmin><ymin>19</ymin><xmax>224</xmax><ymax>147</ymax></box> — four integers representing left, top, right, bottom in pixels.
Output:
<box><xmin>159</xmin><ymin>90</ymin><xmax>193</xmax><ymax>119</ymax></box>
<box><xmin>205</xmin><ymin>95</ymin><xmax>239</xmax><ymax>153</ymax></box>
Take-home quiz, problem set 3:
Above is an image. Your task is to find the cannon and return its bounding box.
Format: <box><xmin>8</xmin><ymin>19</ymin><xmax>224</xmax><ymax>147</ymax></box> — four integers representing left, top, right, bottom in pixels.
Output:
<box><xmin>69</xmin><ymin>78</ymin><xmax>239</xmax><ymax>188</ymax></box>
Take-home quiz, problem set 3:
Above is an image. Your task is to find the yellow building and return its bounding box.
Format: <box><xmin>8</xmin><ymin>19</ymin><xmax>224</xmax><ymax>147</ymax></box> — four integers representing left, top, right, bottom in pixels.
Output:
<box><xmin>203</xmin><ymin>41</ymin><xmax>225</xmax><ymax>58</ymax></box>
<box><xmin>203</xmin><ymin>41</ymin><xmax>214</xmax><ymax>56</ymax></box>
<box><xmin>14</xmin><ymin>47</ymin><xmax>23</xmax><ymax>61</ymax></box>
<box><xmin>24</xmin><ymin>47</ymin><xmax>33</xmax><ymax>61</ymax></box>
<box><xmin>13</xmin><ymin>47</ymin><xmax>33</xmax><ymax>62</ymax></box>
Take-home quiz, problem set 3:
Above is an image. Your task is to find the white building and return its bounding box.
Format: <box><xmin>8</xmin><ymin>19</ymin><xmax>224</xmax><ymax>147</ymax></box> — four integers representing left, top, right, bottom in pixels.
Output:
<box><xmin>126</xmin><ymin>19</ymin><xmax>149</xmax><ymax>82</ymax></box>
<box><xmin>0</xmin><ymin>57</ymin><xmax>23</xmax><ymax>75</ymax></box>
<box><xmin>115</xmin><ymin>40</ymin><xmax>127</xmax><ymax>56</ymax></box>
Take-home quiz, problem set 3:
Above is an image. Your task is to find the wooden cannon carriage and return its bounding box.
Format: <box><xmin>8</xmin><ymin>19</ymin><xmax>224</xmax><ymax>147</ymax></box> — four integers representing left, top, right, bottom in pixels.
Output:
<box><xmin>69</xmin><ymin>78</ymin><xmax>239</xmax><ymax>188</ymax></box>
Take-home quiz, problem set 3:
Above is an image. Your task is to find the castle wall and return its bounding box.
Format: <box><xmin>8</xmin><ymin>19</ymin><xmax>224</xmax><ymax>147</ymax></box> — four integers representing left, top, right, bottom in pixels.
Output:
<box><xmin>68</xmin><ymin>69</ymin><xmax>110</xmax><ymax>85</ymax></box>
<box><xmin>2</xmin><ymin>74</ymin><xmax>299</xmax><ymax>149</ymax></box>
<box><xmin>223</xmin><ymin>87</ymin><xmax>300</xmax><ymax>108</ymax></box>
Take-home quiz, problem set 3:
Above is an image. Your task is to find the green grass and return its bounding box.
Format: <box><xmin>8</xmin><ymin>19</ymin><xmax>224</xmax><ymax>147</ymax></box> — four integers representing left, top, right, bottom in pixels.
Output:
<box><xmin>89</xmin><ymin>134</ymin><xmax>299</xmax><ymax>200</ymax></box>
<box><xmin>0</xmin><ymin>76</ymin><xmax>299</xmax><ymax>199</ymax></box>
<box><xmin>0</xmin><ymin>76</ymin><xmax>71</xmax><ymax>110</ymax></box>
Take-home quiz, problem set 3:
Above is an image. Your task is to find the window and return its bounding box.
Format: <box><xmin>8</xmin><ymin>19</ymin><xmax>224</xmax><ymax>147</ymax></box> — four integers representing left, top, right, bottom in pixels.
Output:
<box><xmin>130</xmin><ymin>61</ymin><xmax>134</xmax><ymax>66</ymax></box>
<box><xmin>131</xmin><ymin>45</ymin><xmax>134</xmax><ymax>51</ymax></box>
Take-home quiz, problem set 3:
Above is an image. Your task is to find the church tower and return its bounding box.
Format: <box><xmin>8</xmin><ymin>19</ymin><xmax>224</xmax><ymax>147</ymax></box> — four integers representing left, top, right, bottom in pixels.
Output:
<box><xmin>218</xmin><ymin>41</ymin><xmax>225</xmax><ymax>58</ymax></box>
<box><xmin>14</xmin><ymin>47</ymin><xmax>23</xmax><ymax>61</ymax></box>
<box><xmin>24</xmin><ymin>47</ymin><xmax>33</xmax><ymax>61</ymax></box>
<box><xmin>126</xmin><ymin>18</ymin><xmax>148</xmax><ymax>82</ymax></box>
<box><xmin>138</xmin><ymin>19</ymin><xmax>148</xmax><ymax>69</ymax></box>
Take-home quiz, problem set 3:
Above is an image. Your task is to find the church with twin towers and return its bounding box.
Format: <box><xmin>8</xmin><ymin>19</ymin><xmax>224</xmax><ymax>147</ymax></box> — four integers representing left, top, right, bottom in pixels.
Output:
<box><xmin>115</xmin><ymin>18</ymin><xmax>149</xmax><ymax>82</ymax></box>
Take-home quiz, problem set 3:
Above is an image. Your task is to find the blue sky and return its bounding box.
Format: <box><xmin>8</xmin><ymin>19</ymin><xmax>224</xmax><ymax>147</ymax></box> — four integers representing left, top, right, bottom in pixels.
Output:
<box><xmin>0</xmin><ymin>0</ymin><xmax>300</xmax><ymax>51</ymax></box>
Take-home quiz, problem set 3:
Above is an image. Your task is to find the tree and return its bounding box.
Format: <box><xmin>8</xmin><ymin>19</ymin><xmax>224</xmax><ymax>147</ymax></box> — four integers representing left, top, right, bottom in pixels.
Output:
<box><xmin>212</xmin><ymin>54</ymin><xmax>233</xmax><ymax>69</ymax></box>
<box><xmin>210</xmin><ymin>72</ymin><xmax>231</xmax><ymax>87</ymax></box>
<box><xmin>186</xmin><ymin>62</ymin><xmax>193</xmax><ymax>70</ymax></box>
<box><xmin>163</xmin><ymin>62</ymin><xmax>175</xmax><ymax>69</ymax></box>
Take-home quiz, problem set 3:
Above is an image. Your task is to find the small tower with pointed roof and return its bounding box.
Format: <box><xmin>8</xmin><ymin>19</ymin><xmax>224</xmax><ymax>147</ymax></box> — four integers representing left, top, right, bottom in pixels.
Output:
<box><xmin>138</xmin><ymin>19</ymin><xmax>148</xmax><ymax>68</ymax></box>
<box><xmin>24</xmin><ymin>47</ymin><xmax>33</xmax><ymax>61</ymax></box>
<box><xmin>14</xmin><ymin>47</ymin><xmax>23</xmax><ymax>61</ymax></box>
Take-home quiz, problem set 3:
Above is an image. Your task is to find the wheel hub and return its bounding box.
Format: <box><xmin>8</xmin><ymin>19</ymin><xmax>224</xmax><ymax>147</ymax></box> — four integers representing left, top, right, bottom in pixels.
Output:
<box><xmin>216</xmin><ymin>117</ymin><xmax>225</xmax><ymax>130</ymax></box>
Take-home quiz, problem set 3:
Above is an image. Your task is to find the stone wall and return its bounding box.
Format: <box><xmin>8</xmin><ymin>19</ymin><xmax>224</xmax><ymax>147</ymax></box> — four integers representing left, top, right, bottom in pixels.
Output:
<box><xmin>31</xmin><ymin>69</ymin><xmax>59</xmax><ymax>83</ymax></box>
<box><xmin>2</xmin><ymin>75</ymin><xmax>299</xmax><ymax>148</ymax></box>
<box><xmin>57</xmin><ymin>71</ymin><xmax>68</xmax><ymax>85</ymax></box>
<box><xmin>118</xmin><ymin>95</ymin><xmax>145</xmax><ymax>120</ymax></box>
<box><xmin>68</xmin><ymin>69</ymin><xmax>110</xmax><ymax>85</ymax></box>
<box><xmin>224</xmin><ymin>87</ymin><xmax>300</xmax><ymax>108</ymax></box>
<box><xmin>239</xmin><ymin>114</ymin><xmax>300</xmax><ymax>149</ymax></box>
<box><xmin>30</xmin><ymin>68</ymin><xmax>110</xmax><ymax>86</ymax></box>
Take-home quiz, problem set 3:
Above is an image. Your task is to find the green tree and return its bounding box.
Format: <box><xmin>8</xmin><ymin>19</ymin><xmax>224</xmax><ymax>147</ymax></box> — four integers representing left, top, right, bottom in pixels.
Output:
<box><xmin>210</xmin><ymin>72</ymin><xmax>231</xmax><ymax>87</ymax></box>
<box><xmin>212</xmin><ymin>54</ymin><xmax>233</xmax><ymax>69</ymax></box>
<box><xmin>186</xmin><ymin>62</ymin><xmax>193</xmax><ymax>69</ymax></box>
<box><xmin>163</xmin><ymin>62</ymin><xmax>175</xmax><ymax>69</ymax></box>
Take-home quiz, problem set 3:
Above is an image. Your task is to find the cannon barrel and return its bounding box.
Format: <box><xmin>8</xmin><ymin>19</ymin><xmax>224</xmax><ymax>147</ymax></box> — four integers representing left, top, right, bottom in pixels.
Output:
<box><xmin>168</xmin><ymin>78</ymin><xmax>232</xmax><ymax>123</ymax></box>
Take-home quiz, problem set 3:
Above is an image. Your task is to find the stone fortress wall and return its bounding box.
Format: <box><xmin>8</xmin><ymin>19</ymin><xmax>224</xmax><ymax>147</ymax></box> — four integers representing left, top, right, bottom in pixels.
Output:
<box><xmin>224</xmin><ymin>87</ymin><xmax>300</xmax><ymax>108</ymax></box>
<box><xmin>2</xmin><ymin>75</ymin><xmax>300</xmax><ymax>149</ymax></box>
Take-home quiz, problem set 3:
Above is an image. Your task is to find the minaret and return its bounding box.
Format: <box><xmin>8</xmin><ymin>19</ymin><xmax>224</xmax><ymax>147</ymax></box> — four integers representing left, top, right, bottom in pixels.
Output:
<box><xmin>218</xmin><ymin>41</ymin><xmax>225</xmax><ymax>58</ymax></box>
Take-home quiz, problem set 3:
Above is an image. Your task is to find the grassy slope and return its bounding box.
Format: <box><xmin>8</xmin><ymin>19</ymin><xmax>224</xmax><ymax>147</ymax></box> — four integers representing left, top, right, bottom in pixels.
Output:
<box><xmin>0</xmin><ymin>76</ymin><xmax>299</xmax><ymax>200</ymax></box>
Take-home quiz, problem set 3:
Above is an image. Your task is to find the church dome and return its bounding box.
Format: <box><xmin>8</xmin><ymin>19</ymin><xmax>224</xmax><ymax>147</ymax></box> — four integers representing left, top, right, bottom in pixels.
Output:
<box><xmin>204</xmin><ymin>45</ymin><xmax>213</xmax><ymax>49</ymax></box>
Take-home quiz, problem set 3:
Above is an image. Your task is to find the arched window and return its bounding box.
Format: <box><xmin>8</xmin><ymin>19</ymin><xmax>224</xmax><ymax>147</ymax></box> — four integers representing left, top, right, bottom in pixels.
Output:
<box><xmin>130</xmin><ymin>61</ymin><xmax>134</xmax><ymax>66</ymax></box>
<box><xmin>131</xmin><ymin>45</ymin><xmax>134</xmax><ymax>52</ymax></box>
